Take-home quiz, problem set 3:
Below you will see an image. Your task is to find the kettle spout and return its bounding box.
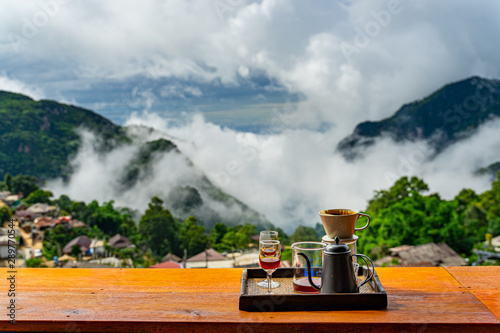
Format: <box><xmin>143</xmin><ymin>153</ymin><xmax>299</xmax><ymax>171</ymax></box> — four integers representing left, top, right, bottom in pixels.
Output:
<box><xmin>297</xmin><ymin>252</ymin><xmax>321</xmax><ymax>291</ymax></box>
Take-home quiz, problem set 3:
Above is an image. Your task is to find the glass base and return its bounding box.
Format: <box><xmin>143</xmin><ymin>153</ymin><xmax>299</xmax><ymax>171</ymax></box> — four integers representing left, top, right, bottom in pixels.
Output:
<box><xmin>257</xmin><ymin>279</ymin><xmax>280</xmax><ymax>289</ymax></box>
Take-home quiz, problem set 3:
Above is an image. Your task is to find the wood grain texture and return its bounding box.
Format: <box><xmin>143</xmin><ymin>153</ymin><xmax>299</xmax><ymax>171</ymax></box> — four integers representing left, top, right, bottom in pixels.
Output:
<box><xmin>0</xmin><ymin>267</ymin><xmax>499</xmax><ymax>332</ymax></box>
<box><xmin>446</xmin><ymin>266</ymin><xmax>500</xmax><ymax>320</ymax></box>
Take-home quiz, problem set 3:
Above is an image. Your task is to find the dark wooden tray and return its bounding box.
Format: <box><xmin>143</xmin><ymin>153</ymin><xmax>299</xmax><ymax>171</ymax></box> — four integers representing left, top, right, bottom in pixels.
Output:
<box><xmin>239</xmin><ymin>267</ymin><xmax>387</xmax><ymax>312</ymax></box>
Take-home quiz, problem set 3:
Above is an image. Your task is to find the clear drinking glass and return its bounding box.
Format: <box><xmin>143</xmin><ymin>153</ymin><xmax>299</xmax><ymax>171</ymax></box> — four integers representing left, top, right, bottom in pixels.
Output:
<box><xmin>257</xmin><ymin>231</ymin><xmax>280</xmax><ymax>289</ymax></box>
<box><xmin>291</xmin><ymin>241</ymin><xmax>327</xmax><ymax>294</ymax></box>
<box><xmin>259</xmin><ymin>239</ymin><xmax>281</xmax><ymax>294</ymax></box>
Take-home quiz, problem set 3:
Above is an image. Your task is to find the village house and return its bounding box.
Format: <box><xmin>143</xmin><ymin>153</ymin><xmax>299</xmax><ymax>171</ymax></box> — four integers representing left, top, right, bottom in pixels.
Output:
<box><xmin>2</xmin><ymin>194</ymin><xmax>22</xmax><ymax>207</ymax></box>
<box><xmin>89</xmin><ymin>238</ymin><xmax>106</xmax><ymax>258</ymax></box>
<box><xmin>161</xmin><ymin>252</ymin><xmax>182</xmax><ymax>263</ymax></box>
<box><xmin>63</xmin><ymin>235</ymin><xmax>92</xmax><ymax>255</ymax></box>
<box><xmin>374</xmin><ymin>242</ymin><xmax>467</xmax><ymax>267</ymax></box>
<box><xmin>33</xmin><ymin>216</ymin><xmax>57</xmax><ymax>231</ymax></box>
<box><xmin>0</xmin><ymin>227</ymin><xmax>27</xmax><ymax>267</ymax></box>
<box><xmin>150</xmin><ymin>260</ymin><xmax>183</xmax><ymax>268</ymax></box>
<box><xmin>185</xmin><ymin>248</ymin><xmax>234</xmax><ymax>268</ymax></box>
<box><xmin>107</xmin><ymin>234</ymin><xmax>133</xmax><ymax>249</ymax></box>
<box><xmin>15</xmin><ymin>209</ymin><xmax>36</xmax><ymax>222</ymax></box>
<box><xmin>26</xmin><ymin>203</ymin><xmax>57</xmax><ymax>218</ymax></box>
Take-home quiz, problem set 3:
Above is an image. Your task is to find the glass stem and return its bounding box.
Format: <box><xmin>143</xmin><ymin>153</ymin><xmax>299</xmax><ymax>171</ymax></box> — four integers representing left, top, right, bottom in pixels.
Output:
<box><xmin>267</xmin><ymin>272</ymin><xmax>272</xmax><ymax>293</ymax></box>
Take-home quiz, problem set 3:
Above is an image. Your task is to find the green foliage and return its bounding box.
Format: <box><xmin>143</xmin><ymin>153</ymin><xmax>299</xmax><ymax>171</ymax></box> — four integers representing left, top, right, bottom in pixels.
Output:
<box><xmin>0</xmin><ymin>91</ymin><xmax>130</xmax><ymax>181</ymax></box>
<box><xmin>213</xmin><ymin>223</ymin><xmax>257</xmax><ymax>252</ymax></box>
<box><xmin>88</xmin><ymin>201</ymin><xmax>134</xmax><ymax>236</ymax></box>
<box><xmin>67</xmin><ymin>199</ymin><xmax>135</xmax><ymax>237</ymax></box>
<box><xmin>43</xmin><ymin>224</ymin><xmax>105</xmax><ymax>260</ymax></box>
<box><xmin>367</xmin><ymin>176</ymin><xmax>429</xmax><ymax>214</ymax></box>
<box><xmin>338</xmin><ymin>77</ymin><xmax>500</xmax><ymax>158</ymax></box>
<box><xmin>3</xmin><ymin>173</ymin><xmax>12</xmax><ymax>191</ymax></box>
<box><xmin>358</xmin><ymin>174</ymin><xmax>500</xmax><ymax>260</ymax></box>
<box><xmin>24</xmin><ymin>189</ymin><xmax>53</xmax><ymax>205</ymax></box>
<box><xmin>280</xmin><ymin>247</ymin><xmax>293</xmax><ymax>265</ymax></box>
<box><xmin>179</xmin><ymin>216</ymin><xmax>208</xmax><ymax>257</ymax></box>
<box><xmin>13</xmin><ymin>169</ymin><xmax>500</xmax><ymax>268</ymax></box>
<box><xmin>26</xmin><ymin>258</ymin><xmax>45</xmax><ymax>268</ymax></box>
<box><xmin>209</xmin><ymin>223</ymin><xmax>228</xmax><ymax>248</ymax></box>
<box><xmin>290</xmin><ymin>225</ymin><xmax>319</xmax><ymax>244</ymax></box>
<box><xmin>0</xmin><ymin>206</ymin><xmax>12</xmax><ymax>223</ymax></box>
<box><xmin>9</xmin><ymin>174</ymin><xmax>39</xmax><ymax>196</ymax></box>
<box><xmin>168</xmin><ymin>186</ymin><xmax>203</xmax><ymax>213</ymax></box>
<box><xmin>120</xmin><ymin>139</ymin><xmax>178</xmax><ymax>190</ymax></box>
<box><xmin>71</xmin><ymin>244</ymin><xmax>81</xmax><ymax>257</ymax></box>
<box><xmin>55</xmin><ymin>194</ymin><xmax>72</xmax><ymax>212</ymax></box>
<box><xmin>274</xmin><ymin>226</ymin><xmax>290</xmax><ymax>245</ymax></box>
<box><xmin>139</xmin><ymin>196</ymin><xmax>179</xmax><ymax>257</ymax></box>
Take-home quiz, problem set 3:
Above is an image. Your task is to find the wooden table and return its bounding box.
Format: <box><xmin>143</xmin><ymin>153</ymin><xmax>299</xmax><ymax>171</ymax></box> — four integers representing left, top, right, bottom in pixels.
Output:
<box><xmin>1</xmin><ymin>267</ymin><xmax>499</xmax><ymax>332</ymax></box>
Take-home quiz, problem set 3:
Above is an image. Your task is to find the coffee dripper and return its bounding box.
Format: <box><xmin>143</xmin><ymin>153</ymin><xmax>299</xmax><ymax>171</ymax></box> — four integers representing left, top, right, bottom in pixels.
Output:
<box><xmin>298</xmin><ymin>236</ymin><xmax>374</xmax><ymax>293</ymax></box>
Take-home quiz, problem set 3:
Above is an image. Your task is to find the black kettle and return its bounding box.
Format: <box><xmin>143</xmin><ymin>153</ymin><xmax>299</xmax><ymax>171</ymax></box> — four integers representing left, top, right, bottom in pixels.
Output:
<box><xmin>298</xmin><ymin>236</ymin><xmax>374</xmax><ymax>293</ymax></box>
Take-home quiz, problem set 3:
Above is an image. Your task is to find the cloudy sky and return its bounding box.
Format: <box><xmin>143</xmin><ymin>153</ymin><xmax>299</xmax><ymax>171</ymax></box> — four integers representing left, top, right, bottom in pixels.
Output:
<box><xmin>2</xmin><ymin>0</ymin><xmax>500</xmax><ymax>229</ymax></box>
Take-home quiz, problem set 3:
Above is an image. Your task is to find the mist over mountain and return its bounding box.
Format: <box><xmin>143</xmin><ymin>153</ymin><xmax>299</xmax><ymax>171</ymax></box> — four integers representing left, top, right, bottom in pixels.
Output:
<box><xmin>2</xmin><ymin>75</ymin><xmax>500</xmax><ymax>232</ymax></box>
<box><xmin>0</xmin><ymin>91</ymin><xmax>270</xmax><ymax>229</ymax></box>
<box><xmin>0</xmin><ymin>91</ymin><xmax>129</xmax><ymax>180</ymax></box>
<box><xmin>337</xmin><ymin>77</ymin><xmax>500</xmax><ymax>174</ymax></box>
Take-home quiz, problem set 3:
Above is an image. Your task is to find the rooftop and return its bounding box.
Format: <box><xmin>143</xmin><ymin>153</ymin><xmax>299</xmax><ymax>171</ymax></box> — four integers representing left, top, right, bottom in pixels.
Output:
<box><xmin>187</xmin><ymin>248</ymin><xmax>226</xmax><ymax>262</ymax></box>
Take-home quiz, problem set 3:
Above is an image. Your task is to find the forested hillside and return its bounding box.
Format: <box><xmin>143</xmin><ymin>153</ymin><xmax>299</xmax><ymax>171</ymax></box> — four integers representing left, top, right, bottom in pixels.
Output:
<box><xmin>338</xmin><ymin>77</ymin><xmax>500</xmax><ymax>171</ymax></box>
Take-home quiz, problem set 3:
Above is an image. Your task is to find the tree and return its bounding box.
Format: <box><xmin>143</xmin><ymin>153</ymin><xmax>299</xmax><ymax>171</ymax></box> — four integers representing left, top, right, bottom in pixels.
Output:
<box><xmin>214</xmin><ymin>223</ymin><xmax>257</xmax><ymax>251</ymax></box>
<box><xmin>26</xmin><ymin>258</ymin><xmax>45</xmax><ymax>268</ymax></box>
<box><xmin>0</xmin><ymin>206</ymin><xmax>11</xmax><ymax>223</ymax></box>
<box><xmin>24</xmin><ymin>189</ymin><xmax>53</xmax><ymax>205</ymax></box>
<box><xmin>367</xmin><ymin>176</ymin><xmax>429</xmax><ymax>214</ymax></box>
<box><xmin>86</xmin><ymin>201</ymin><xmax>130</xmax><ymax>236</ymax></box>
<box><xmin>290</xmin><ymin>225</ymin><xmax>319</xmax><ymax>244</ymax></box>
<box><xmin>209</xmin><ymin>223</ymin><xmax>229</xmax><ymax>252</ymax></box>
<box><xmin>55</xmin><ymin>194</ymin><xmax>73</xmax><ymax>213</ymax></box>
<box><xmin>10</xmin><ymin>174</ymin><xmax>39</xmax><ymax>196</ymax></box>
<box><xmin>139</xmin><ymin>196</ymin><xmax>179</xmax><ymax>257</ymax></box>
<box><xmin>3</xmin><ymin>173</ymin><xmax>12</xmax><ymax>191</ymax></box>
<box><xmin>179</xmin><ymin>216</ymin><xmax>208</xmax><ymax>257</ymax></box>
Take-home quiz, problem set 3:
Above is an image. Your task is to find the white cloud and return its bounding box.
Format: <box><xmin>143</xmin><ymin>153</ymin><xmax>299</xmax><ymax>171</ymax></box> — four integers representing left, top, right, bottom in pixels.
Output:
<box><xmin>111</xmin><ymin>113</ymin><xmax>497</xmax><ymax>232</ymax></box>
<box><xmin>3</xmin><ymin>1</ymin><xmax>500</xmax><ymax>232</ymax></box>
<box><xmin>0</xmin><ymin>73</ymin><xmax>44</xmax><ymax>99</ymax></box>
<box><xmin>2</xmin><ymin>1</ymin><xmax>500</xmax><ymax>133</ymax></box>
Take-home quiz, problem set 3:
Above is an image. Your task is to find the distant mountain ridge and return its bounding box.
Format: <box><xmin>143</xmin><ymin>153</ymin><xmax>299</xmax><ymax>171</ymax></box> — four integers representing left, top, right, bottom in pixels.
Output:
<box><xmin>0</xmin><ymin>90</ymin><xmax>270</xmax><ymax>228</ymax></box>
<box><xmin>0</xmin><ymin>91</ymin><xmax>130</xmax><ymax>180</ymax></box>
<box><xmin>337</xmin><ymin>77</ymin><xmax>500</xmax><ymax>167</ymax></box>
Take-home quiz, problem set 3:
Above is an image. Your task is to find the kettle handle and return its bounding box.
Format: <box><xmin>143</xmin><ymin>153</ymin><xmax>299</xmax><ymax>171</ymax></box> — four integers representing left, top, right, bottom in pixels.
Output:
<box><xmin>297</xmin><ymin>252</ymin><xmax>321</xmax><ymax>291</ymax></box>
<box><xmin>353</xmin><ymin>254</ymin><xmax>374</xmax><ymax>288</ymax></box>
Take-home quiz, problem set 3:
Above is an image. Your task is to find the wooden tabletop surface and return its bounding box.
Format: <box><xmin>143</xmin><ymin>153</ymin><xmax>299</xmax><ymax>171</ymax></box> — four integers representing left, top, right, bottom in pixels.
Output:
<box><xmin>1</xmin><ymin>266</ymin><xmax>499</xmax><ymax>332</ymax></box>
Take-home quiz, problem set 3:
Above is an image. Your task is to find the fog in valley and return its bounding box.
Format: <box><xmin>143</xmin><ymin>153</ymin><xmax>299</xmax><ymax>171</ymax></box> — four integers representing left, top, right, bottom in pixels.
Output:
<box><xmin>2</xmin><ymin>1</ymin><xmax>500</xmax><ymax>231</ymax></box>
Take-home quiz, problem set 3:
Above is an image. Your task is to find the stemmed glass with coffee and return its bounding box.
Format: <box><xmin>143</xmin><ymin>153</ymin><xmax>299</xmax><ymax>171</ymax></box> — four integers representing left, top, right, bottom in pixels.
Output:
<box><xmin>257</xmin><ymin>231</ymin><xmax>281</xmax><ymax>289</ymax></box>
<box><xmin>259</xmin><ymin>237</ymin><xmax>281</xmax><ymax>294</ymax></box>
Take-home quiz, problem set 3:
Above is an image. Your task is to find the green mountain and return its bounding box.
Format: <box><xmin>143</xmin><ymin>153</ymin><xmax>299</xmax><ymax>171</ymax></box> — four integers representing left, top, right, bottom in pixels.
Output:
<box><xmin>0</xmin><ymin>91</ymin><xmax>130</xmax><ymax>181</ymax></box>
<box><xmin>0</xmin><ymin>90</ymin><xmax>270</xmax><ymax>228</ymax></box>
<box><xmin>337</xmin><ymin>77</ymin><xmax>500</xmax><ymax>166</ymax></box>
